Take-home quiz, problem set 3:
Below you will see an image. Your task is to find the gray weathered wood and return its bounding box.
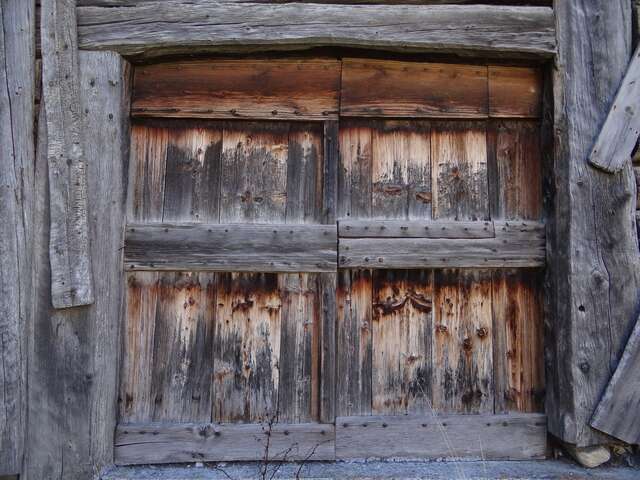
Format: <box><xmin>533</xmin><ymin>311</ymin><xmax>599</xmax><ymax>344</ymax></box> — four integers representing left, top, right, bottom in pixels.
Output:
<box><xmin>0</xmin><ymin>0</ymin><xmax>35</xmax><ymax>474</ymax></box>
<box><xmin>547</xmin><ymin>0</ymin><xmax>640</xmax><ymax>446</ymax></box>
<box><xmin>588</xmin><ymin>45</ymin><xmax>640</xmax><ymax>173</ymax></box>
<box><xmin>339</xmin><ymin>220</ymin><xmax>495</xmax><ymax>238</ymax></box>
<box><xmin>26</xmin><ymin>51</ymin><xmax>130</xmax><ymax>478</ymax></box>
<box><xmin>590</xmin><ymin>313</ymin><xmax>640</xmax><ymax>444</ymax></box>
<box><xmin>76</xmin><ymin>2</ymin><xmax>555</xmax><ymax>59</ymax></box>
<box><xmin>115</xmin><ymin>422</ymin><xmax>335</xmax><ymax>464</ymax></box>
<box><xmin>339</xmin><ymin>221</ymin><xmax>544</xmax><ymax>269</ymax></box>
<box><xmin>125</xmin><ymin>223</ymin><xmax>337</xmax><ymax>272</ymax></box>
<box><xmin>41</xmin><ymin>0</ymin><xmax>94</xmax><ymax>308</ymax></box>
<box><xmin>336</xmin><ymin>413</ymin><xmax>547</xmax><ymax>460</ymax></box>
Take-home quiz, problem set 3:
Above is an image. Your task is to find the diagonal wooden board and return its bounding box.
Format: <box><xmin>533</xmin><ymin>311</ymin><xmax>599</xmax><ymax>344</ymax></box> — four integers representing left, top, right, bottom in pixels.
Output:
<box><xmin>41</xmin><ymin>0</ymin><xmax>94</xmax><ymax>307</ymax></box>
<box><xmin>590</xmin><ymin>313</ymin><xmax>640</xmax><ymax>444</ymax></box>
<box><xmin>588</xmin><ymin>44</ymin><xmax>640</xmax><ymax>173</ymax></box>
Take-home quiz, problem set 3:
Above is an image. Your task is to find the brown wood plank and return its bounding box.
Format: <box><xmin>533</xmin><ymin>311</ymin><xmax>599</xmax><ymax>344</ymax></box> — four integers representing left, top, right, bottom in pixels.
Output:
<box><xmin>338</xmin><ymin>123</ymin><xmax>373</xmax><ymax>219</ymax></box>
<box><xmin>213</xmin><ymin>273</ymin><xmax>282</xmax><ymax>422</ymax></box>
<box><xmin>335</xmin><ymin>413</ymin><xmax>546</xmax><ymax>460</ymax></box>
<box><xmin>432</xmin><ymin>269</ymin><xmax>494</xmax><ymax>413</ymax></box>
<box><xmin>488</xmin><ymin>120</ymin><xmax>542</xmax><ymax>220</ymax></box>
<box><xmin>149</xmin><ymin>273</ymin><xmax>216</xmax><ymax>422</ymax></box>
<box><xmin>220</xmin><ymin>122</ymin><xmax>289</xmax><ymax>223</ymax></box>
<box><xmin>341</xmin><ymin>59</ymin><xmax>488</xmax><ymax>118</ymax></box>
<box><xmin>431</xmin><ymin>122</ymin><xmax>489</xmax><ymax>221</ymax></box>
<box><xmin>488</xmin><ymin>66</ymin><xmax>543</xmax><ymax>118</ymax></box>
<box><xmin>339</xmin><ymin>221</ymin><xmax>545</xmax><ymax>269</ymax></box>
<box><xmin>132</xmin><ymin>59</ymin><xmax>341</xmax><ymax>120</ymax></box>
<box><xmin>319</xmin><ymin>272</ymin><xmax>337</xmax><ymax>423</ymax></box>
<box><xmin>492</xmin><ymin>269</ymin><xmax>544</xmax><ymax>413</ymax></box>
<box><xmin>115</xmin><ymin>422</ymin><xmax>335</xmax><ymax>464</ymax></box>
<box><xmin>372</xmin><ymin>270</ymin><xmax>433</xmax><ymax>414</ymax></box>
<box><xmin>336</xmin><ymin>270</ymin><xmax>373</xmax><ymax>416</ymax></box>
<box><xmin>339</xmin><ymin>220</ymin><xmax>495</xmax><ymax>238</ymax></box>
<box><xmin>125</xmin><ymin>223</ymin><xmax>337</xmax><ymax>272</ymax></box>
<box><xmin>371</xmin><ymin>121</ymin><xmax>432</xmax><ymax>219</ymax></box>
<box><xmin>162</xmin><ymin>125</ymin><xmax>223</xmax><ymax>222</ymax></box>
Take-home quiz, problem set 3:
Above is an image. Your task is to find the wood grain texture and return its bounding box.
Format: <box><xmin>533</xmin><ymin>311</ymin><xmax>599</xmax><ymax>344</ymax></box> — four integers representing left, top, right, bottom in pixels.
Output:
<box><xmin>339</xmin><ymin>220</ymin><xmax>495</xmax><ymax>238</ymax></box>
<box><xmin>42</xmin><ymin>0</ymin><xmax>94</xmax><ymax>308</ymax></box>
<box><xmin>372</xmin><ymin>270</ymin><xmax>432</xmax><ymax>414</ymax></box>
<box><xmin>591</xmin><ymin>313</ymin><xmax>640</xmax><ymax>444</ymax></box>
<box><xmin>341</xmin><ymin>60</ymin><xmax>487</xmax><ymax>118</ymax></box>
<box><xmin>115</xmin><ymin>422</ymin><xmax>335</xmax><ymax>464</ymax></box>
<box><xmin>124</xmin><ymin>223</ymin><xmax>337</xmax><ymax>272</ymax></box>
<box><xmin>547</xmin><ymin>0</ymin><xmax>640</xmax><ymax>446</ymax></box>
<box><xmin>488</xmin><ymin>66</ymin><xmax>542</xmax><ymax>118</ymax></box>
<box><xmin>588</xmin><ymin>45</ymin><xmax>640</xmax><ymax>173</ymax></box>
<box><xmin>339</xmin><ymin>221</ymin><xmax>545</xmax><ymax>269</ymax></box>
<box><xmin>133</xmin><ymin>59</ymin><xmax>341</xmax><ymax>120</ymax></box>
<box><xmin>0</xmin><ymin>0</ymin><xmax>35</xmax><ymax>474</ymax></box>
<box><xmin>336</xmin><ymin>413</ymin><xmax>546</xmax><ymax>460</ymax></box>
<box><xmin>492</xmin><ymin>269</ymin><xmax>544</xmax><ymax>413</ymax></box>
<box><xmin>76</xmin><ymin>2</ymin><xmax>556</xmax><ymax>59</ymax></box>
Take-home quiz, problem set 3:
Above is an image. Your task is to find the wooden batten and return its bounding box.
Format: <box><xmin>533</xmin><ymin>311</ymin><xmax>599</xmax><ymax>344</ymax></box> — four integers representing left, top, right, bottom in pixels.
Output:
<box><xmin>125</xmin><ymin>223</ymin><xmax>337</xmax><ymax>272</ymax></box>
<box><xmin>339</xmin><ymin>220</ymin><xmax>495</xmax><ymax>238</ymax></box>
<box><xmin>132</xmin><ymin>59</ymin><xmax>341</xmax><ymax>120</ymax></box>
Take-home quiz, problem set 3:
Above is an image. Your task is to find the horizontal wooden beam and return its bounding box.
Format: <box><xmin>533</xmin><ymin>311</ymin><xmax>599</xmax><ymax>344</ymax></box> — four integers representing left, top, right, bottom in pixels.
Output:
<box><xmin>132</xmin><ymin>59</ymin><xmax>341</xmax><ymax>120</ymax></box>
<box><xmin>125</xmin><ymin>223</ymin><xmax>337</xmax><ymax>272</ymax></box>
<box><xmin>339</xmin><ymin>220</ymin><xmax>495</xmax><ymax>238</ymax></box>
<box><xmin>336</xmin><ymin>413</ymin><xmax>547</xmax><ymax>460</ymax></box>
<box><xmin>339</xmin><ymin>221</ymin><xmax>545</xmax><ymax>268</ymax></box>
<box><xmin>76</xmin><ymin>2</ymin><xmax>555</xmax><ymax>59</ymax></box>
<box><xmin>115</xmin><ymin>422</ymin><xmax>335</xmax><ymax>464</ymax></box>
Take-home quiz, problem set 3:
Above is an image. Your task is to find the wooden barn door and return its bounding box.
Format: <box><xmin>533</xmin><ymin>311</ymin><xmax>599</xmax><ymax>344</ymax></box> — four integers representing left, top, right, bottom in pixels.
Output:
<box><xmin>115</xmin><ymin>58</ymin><xmax>547</xmax><ymax>465</ymax></box>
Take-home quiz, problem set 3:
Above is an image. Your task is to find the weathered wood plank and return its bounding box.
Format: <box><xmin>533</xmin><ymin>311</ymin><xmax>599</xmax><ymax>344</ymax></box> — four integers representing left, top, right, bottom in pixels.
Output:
<box><xmin>339</xmin><ymin>221</ymin><xmax>545</xmax><ymax>269</ymax></box>
<box><xmin>133</xmin><ymin>59</ymin><xmax>341</xmax><ymax>120</ymax></box>
<box><xmin>588</xmin><ymin>45</ymin><xmax>640</xmax><ymax>173</ymax></box>
<box><xmin>488</xmin><ymin>66</ymin><xmax>543</xmax><ymax>118</ymax></box>
<box><xmin>492</xmin><ymin>269</ymin><xmax>545</xmax><ymax>413</ymax></box>
<box><xmin>319</xmin><ymin>272</ymin><xmax>337</xmax><ymax>423</ymax></box>
<box><xmin>125</xmin><ymin>223</ymin><xmax>337</xmax><ymax>272</ymax></box>
<box><xmin>0</xmin><ymin>0</ymin><xmax>35</xmax><ymax>474</ymax></box>
<box><xmin>338</xmin><ymin>123</ymin><xmax>372</xmax><ymax>219</ymax></box>
<box><xmin>336</xmin><ymin>413</ymin><xmax>546</xmax><ymax>460</ymax></box>
<box><xmin>372</xmin><ymin>270</ymin><xmax>432</xmax><ymax>414</ymax></box>
<box><xmin>339</xmin><ymin>220</ymin><xmax>495</xmax><ymax>238</ymax></box>
<box><xmin>548</xmin><ymin>0</ymin><xmax>640</xmax><ymax>446</ymax></box>
<box><xmin>79</xmin><ymin>1</ymin><xmax>554</xmax><ymax>5</ymax></box>
<box><xmin>341</xmin><ymin>60</ymin><xmax>487</xmax><ymax>118</ymax></box>
<box><xmin>432</xmin><ymin>269</ymin><xmax>494</xmax><ymax>413</ymax></box>
<box><xmin>213</xmin><ymin>273</ymin><xmax>282</xmax><ymax>422</ymax></box>
<box><xmin>322</xmin><ymin>121</ymin><xmax>339</xmax><ymax>224</ymax></box>
<box><xmin>42</xmin><ymin>0</ymin><xmax>94</xmax><ymax>308</ymax></box>
<box><xmin>115</xmin><ymin>422</ymin><xmax>335</xmax><ymax>464</ymax></box>
<box><xmin>76</xmin><ymin>2</ymin><xmax>556</xmax><ymax>59</ymax></box>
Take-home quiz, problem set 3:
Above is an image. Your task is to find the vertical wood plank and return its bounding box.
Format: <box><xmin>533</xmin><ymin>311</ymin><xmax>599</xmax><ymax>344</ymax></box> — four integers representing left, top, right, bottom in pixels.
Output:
<box><xmin>319</xmin><ymin>272</ymin><xmax>337</xmax><ymax>423</ymax></box>
<box><xmin>150</xmin><ymin>273</ymin><xmax>216</xmax><ymax>422</ymax></box>
<box><xmin>213</xmin><ymin>273</ymin><xmax>282</xmax><ymax>422</ymax></box>
<box><xmin>372</xmin><ymin>270</ymin><xmax>433</xmax><ymax>414</ymax></box>
<box><xmin>338</xmin><ymin>123</ymin><xmax>372</xmax><ymax>219</ymax></box>
<box><xmin>492</xmin><ymin>269</ymin><xmax>544</xmax><ymax>413</ymax></box>
<box><xmin>323</xmin><ymin>120</ymin><xmax>339</xmax><ymax>224</ymax></box>
<box><xmin>286</xmin><ymin>123</ymin><xmax>323</xmax><ymax>224</ymax></box>
<box><xmin>432</xmin><ymin>269</ymin><xmax>494</xmax><ymax>413</ymax></box>
<box><xmin>42</xmin><ymin>0</ymin><xmax>94</xmax><ymax>308</ymax></box>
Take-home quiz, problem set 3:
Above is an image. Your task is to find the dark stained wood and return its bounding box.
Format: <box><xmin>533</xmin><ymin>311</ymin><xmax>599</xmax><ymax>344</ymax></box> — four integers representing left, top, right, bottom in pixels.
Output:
<box><xmin>432</xmin><ymin>269</ymin><xmax>494</xmax><ymax>413</ymax></box>
<box><xmin>492</xmin><ymin>269</ymin><xmax>544</xmax><ymax>413</ymax></box>
<box><xmin>115</xmin><ymin>422</ymin><xmax>335</xmax><ymax>464</ymax></box>
<box><xmin>488</xmin><ymin>66</ymin><xmax>543</xmax><ymax>118</ymax></box>
<box><xmin>0</xmin><ymin>0</ymin><xmax>35</xmax><ymax>474</ymax></box>
<box><xmin>341</xmin><ymin>60</ymin><xmax>487</xmax><ymax>118</ymax></box>
<box><xmin>372</xmin><ymin>270</ymin><xmax>432</xmax><ymax>414</ymax></box>
<box><xmin>548</xmin><ymin>0</ymin><xmax>640</xmax><ymax>446</ymax></box>
<box><xmin>319</xmin><ymin>272</ymin><xmax>337</xmax><ymax>423</ymax></box>
<box><xmin>42</xmin><ymin>0</ymin><xmax>94</xmax><ymax>308</ymax></box>
<box><xmin>77</xmin><ymin>3</ymin><xmax>556</xmax><ymax>59</ymax></box>
<box><xmin>322</xmin><ymin>121</ymin><xmax>339</xmax><ymax>224</ymax></box>
<box><xmin>336</xmin><ymin>413</ymin><xmax>547</xmax><ymax>460</ymax></box>
<box><xmin>132</xmin><ymin>59</ymin><xmax>341</xmax><ymax>120</ymax></box>
<box><xmin>124</xmin><ymin>223</ymin><xmax>337</xmax><ymax>272</ymax></box>
<box><xmin>339</xmin><ymin>221</ymin><xmax>545</xmax><ymax>269</ymax></box>
<box><xmin>339</xmin><ymin>219</ymin><xmax>495</xmax><ymax>238</ymax></box>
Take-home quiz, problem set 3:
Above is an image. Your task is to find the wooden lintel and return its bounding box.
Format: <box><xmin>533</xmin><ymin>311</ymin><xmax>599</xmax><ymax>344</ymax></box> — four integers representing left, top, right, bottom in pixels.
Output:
<box><xmin>339</xmin><ymin>219</ymin><xmax>496</xmax><ymax>238</ymax></box>
<box><xmin>124</xmin><ymin>223</ymin><xmax>338</xmax><ymax>272</ymax></box>
<box><xmin>589</xmin><ymin>44</ymin><xmax>640</xmax><ymax>173</ymax></box>
<box><xmin>77</xmin><ymin>2</ymin><xmax>555</xmax><ymax>59</ymax></box>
